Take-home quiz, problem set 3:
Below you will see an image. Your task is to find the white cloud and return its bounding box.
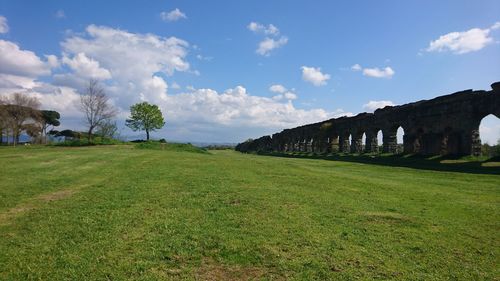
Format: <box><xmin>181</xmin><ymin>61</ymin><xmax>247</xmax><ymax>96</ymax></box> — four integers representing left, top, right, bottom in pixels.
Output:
<box><xmin>426</xmin><ymin>22</ymin><xmax>500</xmax><ymax>54</ymax></box>
<box><xmin>301</xmin><ymin>66</ymin><xmax>330</xmax><ymax>86</ymax></box>
<box><xmin>62</xmin><ymin>52</ymin><xmax>112</xmax><ymax>80</ymax></box>
<box><xmin>55</xmin><ymin>10</ymin><xmax>66</xmax><ymax>19</ymax></box>
<box><xmin>283</xmin><ymin>92</ymin><xmax>297</xmax><ymax>100</ymax></box>
<box><xmin>162</xmin><ymin>85</ymin><xmax>338</xmax><ymax>131</ymax></box>
<box><xmin>0</xmin><ymin>40</ymin><xmax>51</xmax><ymax>77</ymax></box>
<box><xmin>363</xmin><ymin>100</ymin><xmax>396</xmax><ymax>112</ymax></box>
<box><xmin>363</xmin><ymin>67</ymin><xmax>395</xmax><ymax>78</ymax></box>
<box><xmin>0</xmin><ymin>16</ymin><xmax>8</xmax><ymax>34</ymax></box>
<box><xmin>160</xmin><ymin>8</ymin><xmax>187</xmax><ymax>22</ymax></box>
<box><xmin>269</xmin><ymin>84</ymin><xmax>286</xmax><ymax>93</ymax></box>
<box><xmin>351</xmin><ymin>63</ymin><xmax>395</xmax><ymax>78</ymax></box>
<box><xmin>351</xmin><ymin>64</ymin><xmax>362</xmax><ymax>71</ymax></box>
<box><xmin>256</xmin><ymin>36</ymin><xmax>288</xmax><ymax>56</ymax></box>
<box><xmin>171</xmin><ymin>82</ymin><xmax>181</xmax><ymax>89</ymax></box>
<box><xmin>247</xmin><ymin>22</ymin><xmax>279</xmax><ymax>36</ymax></box>
<box><xmin>60</xmin><ymin>24</ymin><xmax>190</xmax><ymax>106</ymax></box>
<box><xmin>0</xmin><ymin>25</ymin><xmax>347</xmax><ymax>143</ymax></box>
<box><xmin>269</xmin><ymin>84</ymin><xmax>297</xmax><ymax>100</ymax></box>
<box><xmin>249</xmin><ymin>22</ymin><xmax>287</xmax><ymax>56</ymax></box>
<box><xmin>45</xmin><ymin>55</ymin><xmax>60</xmax><ymax>68</ymax></box>
<box><xmin>0</xmin><ymin>73</ymin><xmax>38</xmax><ymax>90</ymax></box>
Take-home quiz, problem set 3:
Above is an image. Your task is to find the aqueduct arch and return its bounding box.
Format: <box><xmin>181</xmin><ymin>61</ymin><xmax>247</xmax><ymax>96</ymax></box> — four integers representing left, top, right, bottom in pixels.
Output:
<box><xmin>236</xmin><ymin>82</ymin><xmax>500</xmax><ymax>156</ymax></box>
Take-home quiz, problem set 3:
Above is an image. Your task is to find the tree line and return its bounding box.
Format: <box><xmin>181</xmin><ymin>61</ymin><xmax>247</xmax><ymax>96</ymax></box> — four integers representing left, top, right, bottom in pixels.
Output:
<box><xmin>0</xmin><ymin>93</ymin><xmax>60</xmax><ymax>145</ymax></box>
<box><xmin>0</xmin><ymin>79</ymin><xmax>166</xmax><ymax>145</ymax></box>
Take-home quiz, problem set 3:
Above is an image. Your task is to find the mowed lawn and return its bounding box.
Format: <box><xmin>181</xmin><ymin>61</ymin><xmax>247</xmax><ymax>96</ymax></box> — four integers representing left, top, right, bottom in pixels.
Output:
<box><xmin>0</xmin><ymin>146</ymin><xmax>498</xmax><ymax>280</ymax></box>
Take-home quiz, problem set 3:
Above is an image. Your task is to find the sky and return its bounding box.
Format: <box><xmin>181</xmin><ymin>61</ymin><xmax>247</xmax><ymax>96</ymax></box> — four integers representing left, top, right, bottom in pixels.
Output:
<box><xmin>0</xmin><ymin>0</ymin><xmax>499</xmax><ymax>144</ymax></box>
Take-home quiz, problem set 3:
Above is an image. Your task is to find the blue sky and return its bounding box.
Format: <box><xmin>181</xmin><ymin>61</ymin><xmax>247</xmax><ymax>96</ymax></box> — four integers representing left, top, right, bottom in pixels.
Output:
<box><xmin>1</xmin><ymin>0</ymin><xmax>499</xmax><ymax>143</ymax></box>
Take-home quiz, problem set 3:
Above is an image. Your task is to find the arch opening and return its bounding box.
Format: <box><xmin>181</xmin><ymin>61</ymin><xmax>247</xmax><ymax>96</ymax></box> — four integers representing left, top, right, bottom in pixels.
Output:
<box><xmin>396</xmin><ymin>126</ymin><xmax>405</xmax><ymax>154</ymax></box>
<box><xmin>377</xmin><ymin>130</ymin><xmax>383</xmax><ymax>152</ymax></box>
<box><xmin>478</xmin><ymin>114</ymin><xmax>500</xmax><ymax>157</ymax></box>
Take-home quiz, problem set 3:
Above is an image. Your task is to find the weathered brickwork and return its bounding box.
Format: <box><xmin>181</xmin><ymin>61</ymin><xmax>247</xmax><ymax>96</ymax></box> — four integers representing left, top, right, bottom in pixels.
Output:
<box><xmin>236</xmin><ymin>82</ymin><xmax>500</xmax><ymax>156</ymax></box>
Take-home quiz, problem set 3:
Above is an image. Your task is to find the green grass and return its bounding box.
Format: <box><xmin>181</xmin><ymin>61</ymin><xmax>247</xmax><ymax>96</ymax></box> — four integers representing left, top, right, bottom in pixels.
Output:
<box><xmin>0</xmin><ymin>145</ymin><xmax>498</xmax><ymax>280</ymax></box>
<box><xmin>134</xmin><ymin>141</ymin><xmax>208</xmax><ymax>153</ymax></box>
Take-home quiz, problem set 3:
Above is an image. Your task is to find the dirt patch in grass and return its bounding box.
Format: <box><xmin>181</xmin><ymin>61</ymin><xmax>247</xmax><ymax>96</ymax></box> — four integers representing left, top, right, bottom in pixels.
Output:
<box><xmin>0</xmin><ymin>204</ymin><xmax>35</xmax><ymax>224</ymax></box>
<box><xmin>37</xmin><ymin>189</ymin><xmax>77</xmax><ymax>202</ymax></box>
<box><xmin>362</xmin><ymin>211</ymin><xmax>413</xmax><ymax>225</ymax></box>
<box><xmin>0</xmin><ymin>203</ymin><xmax>36</xmax><ymax>225</ymax></box>
<box><xmin>196</xmin><ymin>258</ymin><xmax>274</xmax><ymax>281</ymax></box>
<box><xmin>0</xmin><ymin>189</ymin><xmax>79</xmax><ymax>224</ymax></box>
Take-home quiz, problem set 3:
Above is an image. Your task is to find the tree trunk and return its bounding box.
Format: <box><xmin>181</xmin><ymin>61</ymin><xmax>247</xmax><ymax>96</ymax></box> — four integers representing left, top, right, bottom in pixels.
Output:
<box><xmin>14</xmin><ymin>130</ymin><xmax>19</xmax><ymax>146</ymax></box>
<box><xmin>146</xmin><ymin>130</ymin><xmax>150</xmax><ymax>141</ymax></box>
<box><xmin>88</xmin><ymin>127</ymin><xmax>93</xmax><ymax>143</ymax></box>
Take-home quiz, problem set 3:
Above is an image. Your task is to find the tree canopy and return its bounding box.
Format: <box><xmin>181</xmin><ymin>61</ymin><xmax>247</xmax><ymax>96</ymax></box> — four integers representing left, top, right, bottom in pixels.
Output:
<box><xmin>125</xmin><ymin>102</ymin><xmax>165</xmax><ymax>140</ymax></box>
<box><xmin>40</xmin><ymin>110</ymin><xmax>61</xmax><ymax>143</ymax></box>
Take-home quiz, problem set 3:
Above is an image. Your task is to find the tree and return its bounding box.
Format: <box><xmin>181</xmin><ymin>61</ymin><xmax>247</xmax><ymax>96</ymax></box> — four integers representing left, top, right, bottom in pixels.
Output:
<box><xmin>2</xmin><ymin>93</ymin><xmax>41</xmax><ymax>145</ymax></box>
<box><xmin>79</xmin><ymin>80</ymin><xmax>116</xmax><ymax>143</ymax></box>
<box><xmin>96</xmin><ymin>119</ymin><xmax>118</xmax><ymax>139</ymax></box>
<box><xmin>126</xmin><ymin>102</ymin><xmax>165</xmax><ymax>141</ymax></box>
<box><xmin>0</xmin><ymin>97</ymin><xmax>6</xmax><ymax>144</ymax></box>
<box><xmin>40</xmin><ymin>110</ymin><xmax>61</xmax><ymax>143</ymax></box>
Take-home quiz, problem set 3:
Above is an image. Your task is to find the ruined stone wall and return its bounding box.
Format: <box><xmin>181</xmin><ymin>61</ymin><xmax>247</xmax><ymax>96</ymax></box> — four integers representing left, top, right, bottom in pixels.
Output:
<box><xmin>236</xmin><ymin>82</ymin><xmax>500</xmax><ymax>156</ymax></box>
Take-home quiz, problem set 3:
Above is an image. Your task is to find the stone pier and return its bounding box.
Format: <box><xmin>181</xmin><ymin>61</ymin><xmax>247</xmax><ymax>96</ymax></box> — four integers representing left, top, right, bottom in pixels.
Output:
<box><xmin>236</xmin><ymin>82</ymin><xmax>500</xmax><ymax>156</ymax></box>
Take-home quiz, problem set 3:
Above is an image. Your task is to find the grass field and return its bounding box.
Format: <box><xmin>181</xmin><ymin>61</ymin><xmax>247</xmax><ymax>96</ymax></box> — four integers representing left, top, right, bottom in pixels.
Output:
<box><xmin>0</xmin><ymin>145</ymin><xmax>499</xmax><ymax>280</ymax></box>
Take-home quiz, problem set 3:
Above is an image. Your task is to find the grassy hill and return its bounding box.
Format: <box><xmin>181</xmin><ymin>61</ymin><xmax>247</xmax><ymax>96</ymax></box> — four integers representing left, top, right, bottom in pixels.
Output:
<box><xmin>0</xmin><ymin>145</ymin><xmax>498</xmax><ymax>280</ymax></box>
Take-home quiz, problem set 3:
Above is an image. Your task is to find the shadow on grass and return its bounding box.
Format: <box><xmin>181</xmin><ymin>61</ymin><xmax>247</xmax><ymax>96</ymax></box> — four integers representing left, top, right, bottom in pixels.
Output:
<box><xmin>255</xmin><ymin>151</ymin><xmax>500</xmax><ymax>175</ymax></box>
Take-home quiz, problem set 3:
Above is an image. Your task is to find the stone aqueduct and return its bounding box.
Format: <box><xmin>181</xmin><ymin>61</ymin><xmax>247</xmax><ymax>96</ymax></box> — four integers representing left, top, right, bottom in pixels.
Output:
<box><xmin>236</xmin><ymin>82</ymin><xmax>500</xmax><ymax>156</ymax></box>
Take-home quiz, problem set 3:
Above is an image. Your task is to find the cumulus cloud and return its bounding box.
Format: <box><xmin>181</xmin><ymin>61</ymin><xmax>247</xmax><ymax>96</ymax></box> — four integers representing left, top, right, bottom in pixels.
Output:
<box><xmin>248</xmin><ymin>22</ymin><xmax>287</xmax><ymax>56</ymax></box>
<box><xmin>301</xmin><ymin>66</ymin><xmax>330</xmax><ymax>86</ymax></box>
<box><xmin>62</xmin><ymin>52</ymin><xmax>112</xmax><ymax>80</ymax></box>
<box><xmin>0</xmin><ymin>40</ymin><xmax>51</xmax><ymax>77</ymax></box>
<box><xmin>171</xmin><ymin>82</ymin><xmax>181</xmax><ymax>89</ymax></box>
<box><xmin>363</xmin><ymin>67</ymin><xmax>395</xmax><ymax>78</ymax></box>
<box><xmin>351</xmin><ymin>64</ymin><xmax>362</xmax><ymax>71</ymax></box>
<box><xmin>163</xmin><ymin>85</ymin><xmax>336</xmax><ymax>132</ymax></box>
<box><xmin>426</xmin><ymin>22</ymin><xmax>500</xmax><ymax>54</ymax></box>
<box><xmin>256</xmin><ymin>37</ymin><xmax>288</xmax><ymax>56</ymax></box>
<box><xmin>60</xmin><ymin>24</ymin><xmax>190</xmax><ymax>105</ymax></box>
<box><xmin>363</xmin><ymin>100</ymin><xmax>396</xmax><ymax>112</ymax></box>
<box><xmin>283</xmin><ymin>92</ymin><xmax>297</xmax><ymax>100</ymax></box>
<box><xmin>269</xmin><ymin>84</ymin><xmax>286</xmax><ymax>93</ymax></box>
<box><xmin>247</xmin><ymin>22</ymin><xmax>279</xmax><ymax>36</ymax></box>
<box><xmin>160</xmin><ymin>8</ymin><xmax>187</xmax><ymax>22</ymax></box>
<box><xmin>269</xmin><ymin>84</ymin><xmax>297</xmax><ymax>101</ymax></box>
<box><xmin>0</xmin><ymin>16</ymin><xmax>8</xmax><ymax>34</ymax></box>
<box><xmin>0</xmin><ymin>24</ymin><xmax>347</xmax><ymax>142</ymax></box>
<box><xmin>351</xmin><ymin>63</ymin><xmax>395</xmax><ymax>78</ymax></box>
<box><xmin>45</xmin><ymin>55</ymin><xmax>60</xmax><ymax>68</ymax></box>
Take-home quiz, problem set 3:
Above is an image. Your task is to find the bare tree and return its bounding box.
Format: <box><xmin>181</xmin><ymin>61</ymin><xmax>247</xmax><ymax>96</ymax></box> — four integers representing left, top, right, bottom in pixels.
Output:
<box><xmin>79</xmin><ymin>80</ymin><xmax>117</xmax><ymax>143</ymax></box>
